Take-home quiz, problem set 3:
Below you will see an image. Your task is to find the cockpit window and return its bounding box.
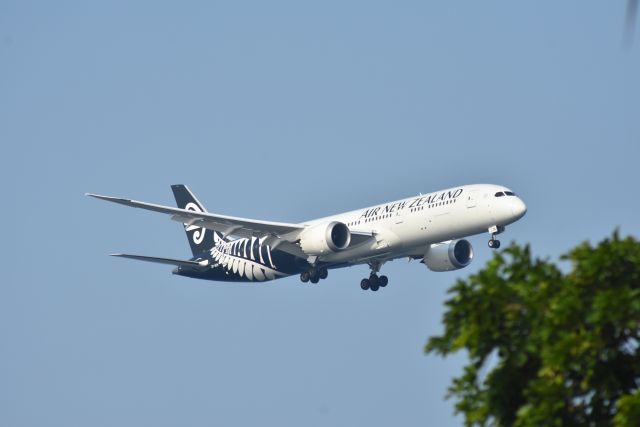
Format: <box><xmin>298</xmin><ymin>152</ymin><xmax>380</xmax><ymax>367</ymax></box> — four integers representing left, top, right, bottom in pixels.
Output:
<box><xmin>504</xmin><ymin>191</ymin><xmax>516</xmax><ymax>196</ymax></box>
<box><xmin>495</xmin><ymin>192</ymin><xmax>505</xmax><ymax>197</ymax></box>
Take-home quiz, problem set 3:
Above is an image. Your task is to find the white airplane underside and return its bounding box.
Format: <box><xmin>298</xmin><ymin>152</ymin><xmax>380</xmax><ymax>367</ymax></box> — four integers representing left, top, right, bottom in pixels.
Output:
<box><xmin>88</xmin><ymin>183</ymin><xmax>526</xmax><ymax>291</ymax></box>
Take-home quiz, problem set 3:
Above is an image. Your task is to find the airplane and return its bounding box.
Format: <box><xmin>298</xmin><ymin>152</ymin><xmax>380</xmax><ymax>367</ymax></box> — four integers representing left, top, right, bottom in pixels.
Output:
<box><xmin>87</xmin><ymin>183</ymin><xmax>527</xmax><ymax>291</ymax></box>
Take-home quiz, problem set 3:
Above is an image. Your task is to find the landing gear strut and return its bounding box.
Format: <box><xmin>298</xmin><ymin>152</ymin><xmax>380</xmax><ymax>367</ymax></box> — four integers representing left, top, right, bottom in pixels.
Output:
<box><xmin>300</xmin><ymin>266</ymin><xmax>328</xmax><ymax>284</ymax></box>
<box><xmin>360</xmin><ymin>261</ymin><xmax>389</xmax><ymax>292</ymax></box>
<box><xmin>488</xmin><ymin>225</ymin><xmax>505</xmax><ymax>249</ymax></box>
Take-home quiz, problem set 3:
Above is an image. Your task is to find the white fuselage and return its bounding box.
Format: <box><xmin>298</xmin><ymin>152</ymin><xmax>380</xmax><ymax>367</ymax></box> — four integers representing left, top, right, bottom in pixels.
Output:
<box><xmin>303</xmin><ymin>184</ymin><xmax>527</xmax><ymax>265</ymax></box>
<box><xmin>89</xmin><ymin>182</ymin><xmax>527</xmax><ymax>285</ymax></box>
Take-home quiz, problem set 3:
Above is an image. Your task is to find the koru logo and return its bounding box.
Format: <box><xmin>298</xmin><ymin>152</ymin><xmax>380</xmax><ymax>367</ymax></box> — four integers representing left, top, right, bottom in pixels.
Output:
<box><xmin>184</xmin><ymin>202</ymin><xmax>205</xmax><ymax>244</ymax></box>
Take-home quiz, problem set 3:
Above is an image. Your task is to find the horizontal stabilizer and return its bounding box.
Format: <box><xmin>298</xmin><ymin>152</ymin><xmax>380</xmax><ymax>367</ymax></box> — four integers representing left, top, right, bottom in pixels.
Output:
<box><xmin>110</xmin><ymin>254</ymin><xmax>209</xmax><ymax>270</ymax></box>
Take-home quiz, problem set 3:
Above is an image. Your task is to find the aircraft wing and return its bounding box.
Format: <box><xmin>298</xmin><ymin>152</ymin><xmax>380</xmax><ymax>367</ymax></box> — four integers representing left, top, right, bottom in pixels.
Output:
<box><xmin>86</xmin><ymin>193</ymin><xmax>305</xmax><ymax>239</ymax></box>
<box><xmin>110</xmin><ymin>253</ymin><xmax>209</xmax><ymax>269</ymax></box>
<box><xmin>88</xmin><ymin>193</ymin><xmax>376</xmax><ymax>257</ymax></box>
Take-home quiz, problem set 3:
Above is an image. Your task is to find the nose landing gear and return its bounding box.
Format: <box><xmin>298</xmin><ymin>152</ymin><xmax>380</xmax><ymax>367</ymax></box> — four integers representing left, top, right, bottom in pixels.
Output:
<box><xmin>487</xmin><ymin>225</ymin><xmax>505</xmax><ymax>249</ymax></box>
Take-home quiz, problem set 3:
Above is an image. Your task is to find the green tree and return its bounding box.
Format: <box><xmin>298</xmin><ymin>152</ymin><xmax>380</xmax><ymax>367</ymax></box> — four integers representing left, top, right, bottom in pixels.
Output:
<box><xmin>426</xmin><ymin>231</ymin><xmax>640</xmax><ymax>426</ymax></box>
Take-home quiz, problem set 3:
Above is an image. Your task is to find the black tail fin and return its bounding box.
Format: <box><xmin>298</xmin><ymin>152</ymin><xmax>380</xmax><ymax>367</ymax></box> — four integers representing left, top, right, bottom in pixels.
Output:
<box><xmin>171</xmin><ymin>184</ymin><xmax>219</xmax><ymax>256</ymax></box>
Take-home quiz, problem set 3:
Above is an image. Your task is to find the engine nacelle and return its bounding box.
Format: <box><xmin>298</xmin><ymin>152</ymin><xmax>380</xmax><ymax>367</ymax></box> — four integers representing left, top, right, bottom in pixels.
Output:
<box><xmin>423</xmin><ymin>239</ymin><xmax>474</xmax><ymax>272</ymax></box>
<box><xmin>299</xmin><ymin>221</ymin><xmax>351</xmax><ymax>255</ymax></box>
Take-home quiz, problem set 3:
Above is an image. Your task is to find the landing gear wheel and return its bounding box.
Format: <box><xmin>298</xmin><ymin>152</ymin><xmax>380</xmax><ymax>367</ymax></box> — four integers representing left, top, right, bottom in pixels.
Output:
<box><xmin>319</xmin><ymin>267</ymin><xmax>328</xmax><ymax>280</ymax></box>
<box><xmin>488</xmin><ymin>239</ymin><xmax>501</xmax><ymax>249</ymax></box>
<box><xmin>367</xmin><ymin>274</ymin><xmax>380</xmax><ymax>291</ymax></box>
<box><xmin>369</xmin><ymin>274</ymin><xmax>379</xmax><ymax>287</ymax></box>
<box><xmin>378</xmin><ymin>275</ymin><xmax>388</xmax><ymax>287</ymax></box>
<box><xmin>360</xmin><ymin>279</ymin><xmax>370</xmax><ymax>290</ymax></box>
<box><xmin>300</xmin><ymin>271</ymin><xmax>310</xmax><ymax>283</ymax></box>
<box><xmin>309</xmin><ymin>269</ymin><xmax>319</xmax><ymax>283</ymax></box>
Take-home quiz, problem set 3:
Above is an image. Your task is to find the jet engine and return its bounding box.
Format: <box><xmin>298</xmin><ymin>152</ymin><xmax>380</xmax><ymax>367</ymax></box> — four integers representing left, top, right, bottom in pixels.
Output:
<box><xmin>422</xmin><ymin>239</ymin><xmax>474</xmax><ymax>272</ymax></box>
<box><xmin>299</xmin><ymin>221</ymin><xmax>351</xmax><ymax>255</ymax></box>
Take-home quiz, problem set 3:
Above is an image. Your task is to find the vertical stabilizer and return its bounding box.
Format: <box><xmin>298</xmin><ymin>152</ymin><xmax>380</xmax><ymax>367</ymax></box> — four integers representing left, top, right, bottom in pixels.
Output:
<box><xmin>171</xmin><ymin>185</ymin><xmax>219</xmax><ymax>256</ymax></box>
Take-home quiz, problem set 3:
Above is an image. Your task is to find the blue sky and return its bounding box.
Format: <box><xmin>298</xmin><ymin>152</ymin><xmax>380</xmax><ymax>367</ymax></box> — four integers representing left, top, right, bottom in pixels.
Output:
<box><xmin>2</xmin><ymin>1</ymin><xmax>639</xmax><ymax>426</ymax></box>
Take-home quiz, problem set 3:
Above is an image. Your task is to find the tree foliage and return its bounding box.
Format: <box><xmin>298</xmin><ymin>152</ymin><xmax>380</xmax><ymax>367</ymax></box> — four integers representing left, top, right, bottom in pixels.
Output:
<box><xmin>426</xmin><ymin>231</ymin><xmax>640</xmax><ymax>426</ymax></box>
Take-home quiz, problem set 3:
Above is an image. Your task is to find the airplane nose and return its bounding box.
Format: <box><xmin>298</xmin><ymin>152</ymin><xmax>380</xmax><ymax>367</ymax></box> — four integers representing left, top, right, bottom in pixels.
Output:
<box><xmin>511</xmin><ymin>198</ymin><xmax>527</xmax><ymax>219</ymax></box>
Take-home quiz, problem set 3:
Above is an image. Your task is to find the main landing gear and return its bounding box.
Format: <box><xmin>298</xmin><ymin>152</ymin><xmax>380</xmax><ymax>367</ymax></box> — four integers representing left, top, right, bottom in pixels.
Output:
<box><xmin>488</xmin><ymin>225</ymin><xmax>505</xmax><ymax>249</ymax></box>
<box><xmin>300</xmin><ymin>266</ymin><xmax>328</xmax><ymax>284</ymax></box>
<box><xmin>360</xmin><ymin>261</ymin><xmax>388</xmax><ymax>292</ymax></box>
<box><xmin>360</xmin><ymin>274</ymin><xmax>388</xmax><ymax>292</ymax></box>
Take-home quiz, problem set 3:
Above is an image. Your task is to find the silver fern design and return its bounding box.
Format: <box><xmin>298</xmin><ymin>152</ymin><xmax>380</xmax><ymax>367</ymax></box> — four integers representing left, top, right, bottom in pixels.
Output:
<box><xmin>184</xmin><ymin>202</ymin><xmax>206</xmax><ymax>244</ymax></box>
<box><xmin>210</xmin><ymin>236</ymin><xmax>285</xmax><ymax>281</ymax></box>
